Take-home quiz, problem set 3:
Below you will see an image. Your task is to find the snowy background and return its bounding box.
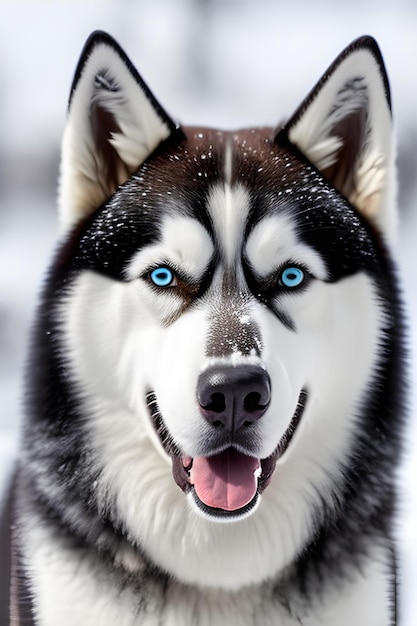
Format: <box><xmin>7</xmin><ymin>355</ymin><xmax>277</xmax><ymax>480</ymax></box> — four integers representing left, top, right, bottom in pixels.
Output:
<box><xmin>0</xmin><ymin>0</ymin><xmax>416</xmax><ymax>621</ymax></box>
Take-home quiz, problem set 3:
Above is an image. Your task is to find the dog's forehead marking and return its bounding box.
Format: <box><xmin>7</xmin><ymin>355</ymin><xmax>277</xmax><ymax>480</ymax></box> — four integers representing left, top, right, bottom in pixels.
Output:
<box><xmin>246</xmin><ymin>214</ymin><xmax>328</xmax><ymax>279</ymax></box>
<box><xmin>125</xmin><ymin>215</ymin><xmax>214</xmax><ymax>280</ymax></box>
<box><xmin>207</xmin><ymin>139</ymin><xmax>250</xmax><ymax>266</ymax></box>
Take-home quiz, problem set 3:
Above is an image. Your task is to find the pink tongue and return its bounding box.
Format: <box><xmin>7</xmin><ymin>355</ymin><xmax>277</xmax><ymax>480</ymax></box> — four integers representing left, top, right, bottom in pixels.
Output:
<box><xmin>189</xmin><ymin>449</ymin><xmax>260</xmax><ymax>511</ymax></box>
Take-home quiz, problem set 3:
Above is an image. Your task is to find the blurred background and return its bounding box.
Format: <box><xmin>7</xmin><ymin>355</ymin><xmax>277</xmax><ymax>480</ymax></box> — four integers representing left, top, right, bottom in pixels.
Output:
<box><xmin>0</xmin><ymin>0</ymin><xmax>416</xmax><ymax>621</ymax></box>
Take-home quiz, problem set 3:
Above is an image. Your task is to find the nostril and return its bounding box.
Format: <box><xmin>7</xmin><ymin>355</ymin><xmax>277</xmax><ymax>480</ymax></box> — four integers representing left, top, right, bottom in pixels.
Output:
<box><xmin>203</xmin><ymin>392</ymin><xmax>226</xmax><ymax>414</ymax></box>
<box><xmin>244</xmin><ymin>391</ymin><xmax>264</xmax><ymax>413</ymax></box>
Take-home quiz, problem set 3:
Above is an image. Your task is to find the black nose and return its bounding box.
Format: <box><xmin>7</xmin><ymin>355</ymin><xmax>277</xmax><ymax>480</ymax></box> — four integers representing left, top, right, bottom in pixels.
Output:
<box><xmin>197</xmin><ymin>364</ymin><xmax>271</xmax><ymax>434</ymax></box>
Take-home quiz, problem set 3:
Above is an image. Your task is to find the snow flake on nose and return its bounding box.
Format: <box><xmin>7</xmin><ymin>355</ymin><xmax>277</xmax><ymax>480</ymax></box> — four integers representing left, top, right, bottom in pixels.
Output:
<box><xmin>206</xmin><ymin>296</ymin><xmax>263</xmax><ymax>359</ymax></box>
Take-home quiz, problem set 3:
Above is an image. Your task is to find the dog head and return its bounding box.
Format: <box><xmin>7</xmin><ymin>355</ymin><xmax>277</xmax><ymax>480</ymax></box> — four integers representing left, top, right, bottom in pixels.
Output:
<box><xmin>31</xmin><ymin>32</ymin><xmax>397</xmax><ymax>588</ymax></box>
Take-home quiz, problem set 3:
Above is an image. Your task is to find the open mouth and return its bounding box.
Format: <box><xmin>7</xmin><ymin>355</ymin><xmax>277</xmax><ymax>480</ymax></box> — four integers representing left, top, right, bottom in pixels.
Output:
<box><xmin>147</xmin><ymin>390</ymin><xmax>308</xmax><ymax>519</ymax></box>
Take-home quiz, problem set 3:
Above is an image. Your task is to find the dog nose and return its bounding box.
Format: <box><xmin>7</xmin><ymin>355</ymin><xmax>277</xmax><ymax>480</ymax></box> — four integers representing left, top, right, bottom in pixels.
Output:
<box><xmin>197</xmin><ymin>364</ymin><xmax>271</xmax><ymax>433</ymax></box>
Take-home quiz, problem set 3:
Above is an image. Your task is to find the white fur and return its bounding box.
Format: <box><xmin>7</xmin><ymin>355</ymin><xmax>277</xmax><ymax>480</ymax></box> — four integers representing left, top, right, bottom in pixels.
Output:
<box><xmin>59</xmin><ymin>39</ymin><xmax>172</xmax><ymax>231</ymax></box>
<box><xmin>126</xmin><ymin>216</ymin><xmax>214</xmax><ymax>282</ymax></box>
<box><xmin>288</xmin><ymin>46</ymin><xmax>396</xmax><ymax>242</ymax></box>
<box><xmin>22</xmin><ymin>507</ymin><xmax>391</xmax><ymax>625</ymax></box>
<box><xmin>57</xmin><ymin>201</ymin><xmax>384</xmax><ymax>595</ymax></box>
<box><xmin>207</xmin><ymin>181</ymin><xmax>251</xmax><ymax>267</ymax></box>
<box><xmin>246</xmin><ymin>214</ymin><xmax>328</xmax><ymax>280</ymax></box>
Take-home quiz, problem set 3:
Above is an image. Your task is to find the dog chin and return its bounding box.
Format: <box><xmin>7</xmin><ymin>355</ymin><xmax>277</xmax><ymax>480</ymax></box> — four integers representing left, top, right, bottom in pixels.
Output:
<box><xmin>188</xmin><ymin>487</ymin><xmax>261</xmax><ymax>523</ymax></box>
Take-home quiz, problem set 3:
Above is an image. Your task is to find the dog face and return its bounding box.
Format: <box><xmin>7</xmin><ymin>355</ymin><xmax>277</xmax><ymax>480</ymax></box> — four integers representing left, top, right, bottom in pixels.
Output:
<box><xmin>62</xmin><ymin>125</ymin><xmax>383</xmax><ymax>521</ymax></box>
<box><xmin>29</xmin><ymin>32</ymin><xmax>396</xmax><ymax>588</ymax></box>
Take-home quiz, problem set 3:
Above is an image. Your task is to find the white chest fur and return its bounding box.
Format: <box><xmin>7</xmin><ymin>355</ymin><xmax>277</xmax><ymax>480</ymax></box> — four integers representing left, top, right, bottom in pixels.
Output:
<box><xmin>22</xmin><ymin>515</ymin><xmax>391</xmax><ymax>626</ymax></box>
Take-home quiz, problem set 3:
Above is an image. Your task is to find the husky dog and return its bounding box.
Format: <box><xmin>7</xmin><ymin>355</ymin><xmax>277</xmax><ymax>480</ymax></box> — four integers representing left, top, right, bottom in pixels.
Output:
<box><xmin>4</xmin><ymin>31</ymin><xmax>405</xmax><ymax>625</ymax></box>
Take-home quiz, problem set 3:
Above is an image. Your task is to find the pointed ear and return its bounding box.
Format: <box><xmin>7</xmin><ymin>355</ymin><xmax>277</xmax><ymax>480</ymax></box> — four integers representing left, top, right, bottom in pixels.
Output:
<box><xmin>278</xmin><ymin>36</ymin><xmax>396</xmax><ymax>242</ymax></box>
<box><xmin>58</xmin><ymin>31</ymin><xmax>181</xmax><ymax>231</ymax></box>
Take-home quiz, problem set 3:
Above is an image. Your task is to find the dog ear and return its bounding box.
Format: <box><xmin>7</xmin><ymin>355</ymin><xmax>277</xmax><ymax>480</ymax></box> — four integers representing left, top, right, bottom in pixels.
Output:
<box><xmin>278</xmin><ymin>36</ymin><xmax>396</xmax><ymax>242</ymax></box>
<box><xmin>58</xmin><ymin>31</ymin><xmax>181</xmax><ymax>231</ymax></box>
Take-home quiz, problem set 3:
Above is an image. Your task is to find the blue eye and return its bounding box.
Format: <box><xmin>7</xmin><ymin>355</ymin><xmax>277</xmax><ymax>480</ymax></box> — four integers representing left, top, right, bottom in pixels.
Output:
<box><xmin>150</xmin><ymin>267</ymin><xmax>175</xmax><ymax>287</ymax></box>
<box><xmin>280</xmin><ymin>266</ymin><xmax>305</xmax><ymax>289</ymax></box>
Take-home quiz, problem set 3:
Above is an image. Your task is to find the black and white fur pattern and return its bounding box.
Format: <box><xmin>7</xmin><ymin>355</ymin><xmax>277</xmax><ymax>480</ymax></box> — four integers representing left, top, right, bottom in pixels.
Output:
<box><xmin>5</xmin><ymin>32</ymin><xmax>405</xmax><ymax>625</ymax></box>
